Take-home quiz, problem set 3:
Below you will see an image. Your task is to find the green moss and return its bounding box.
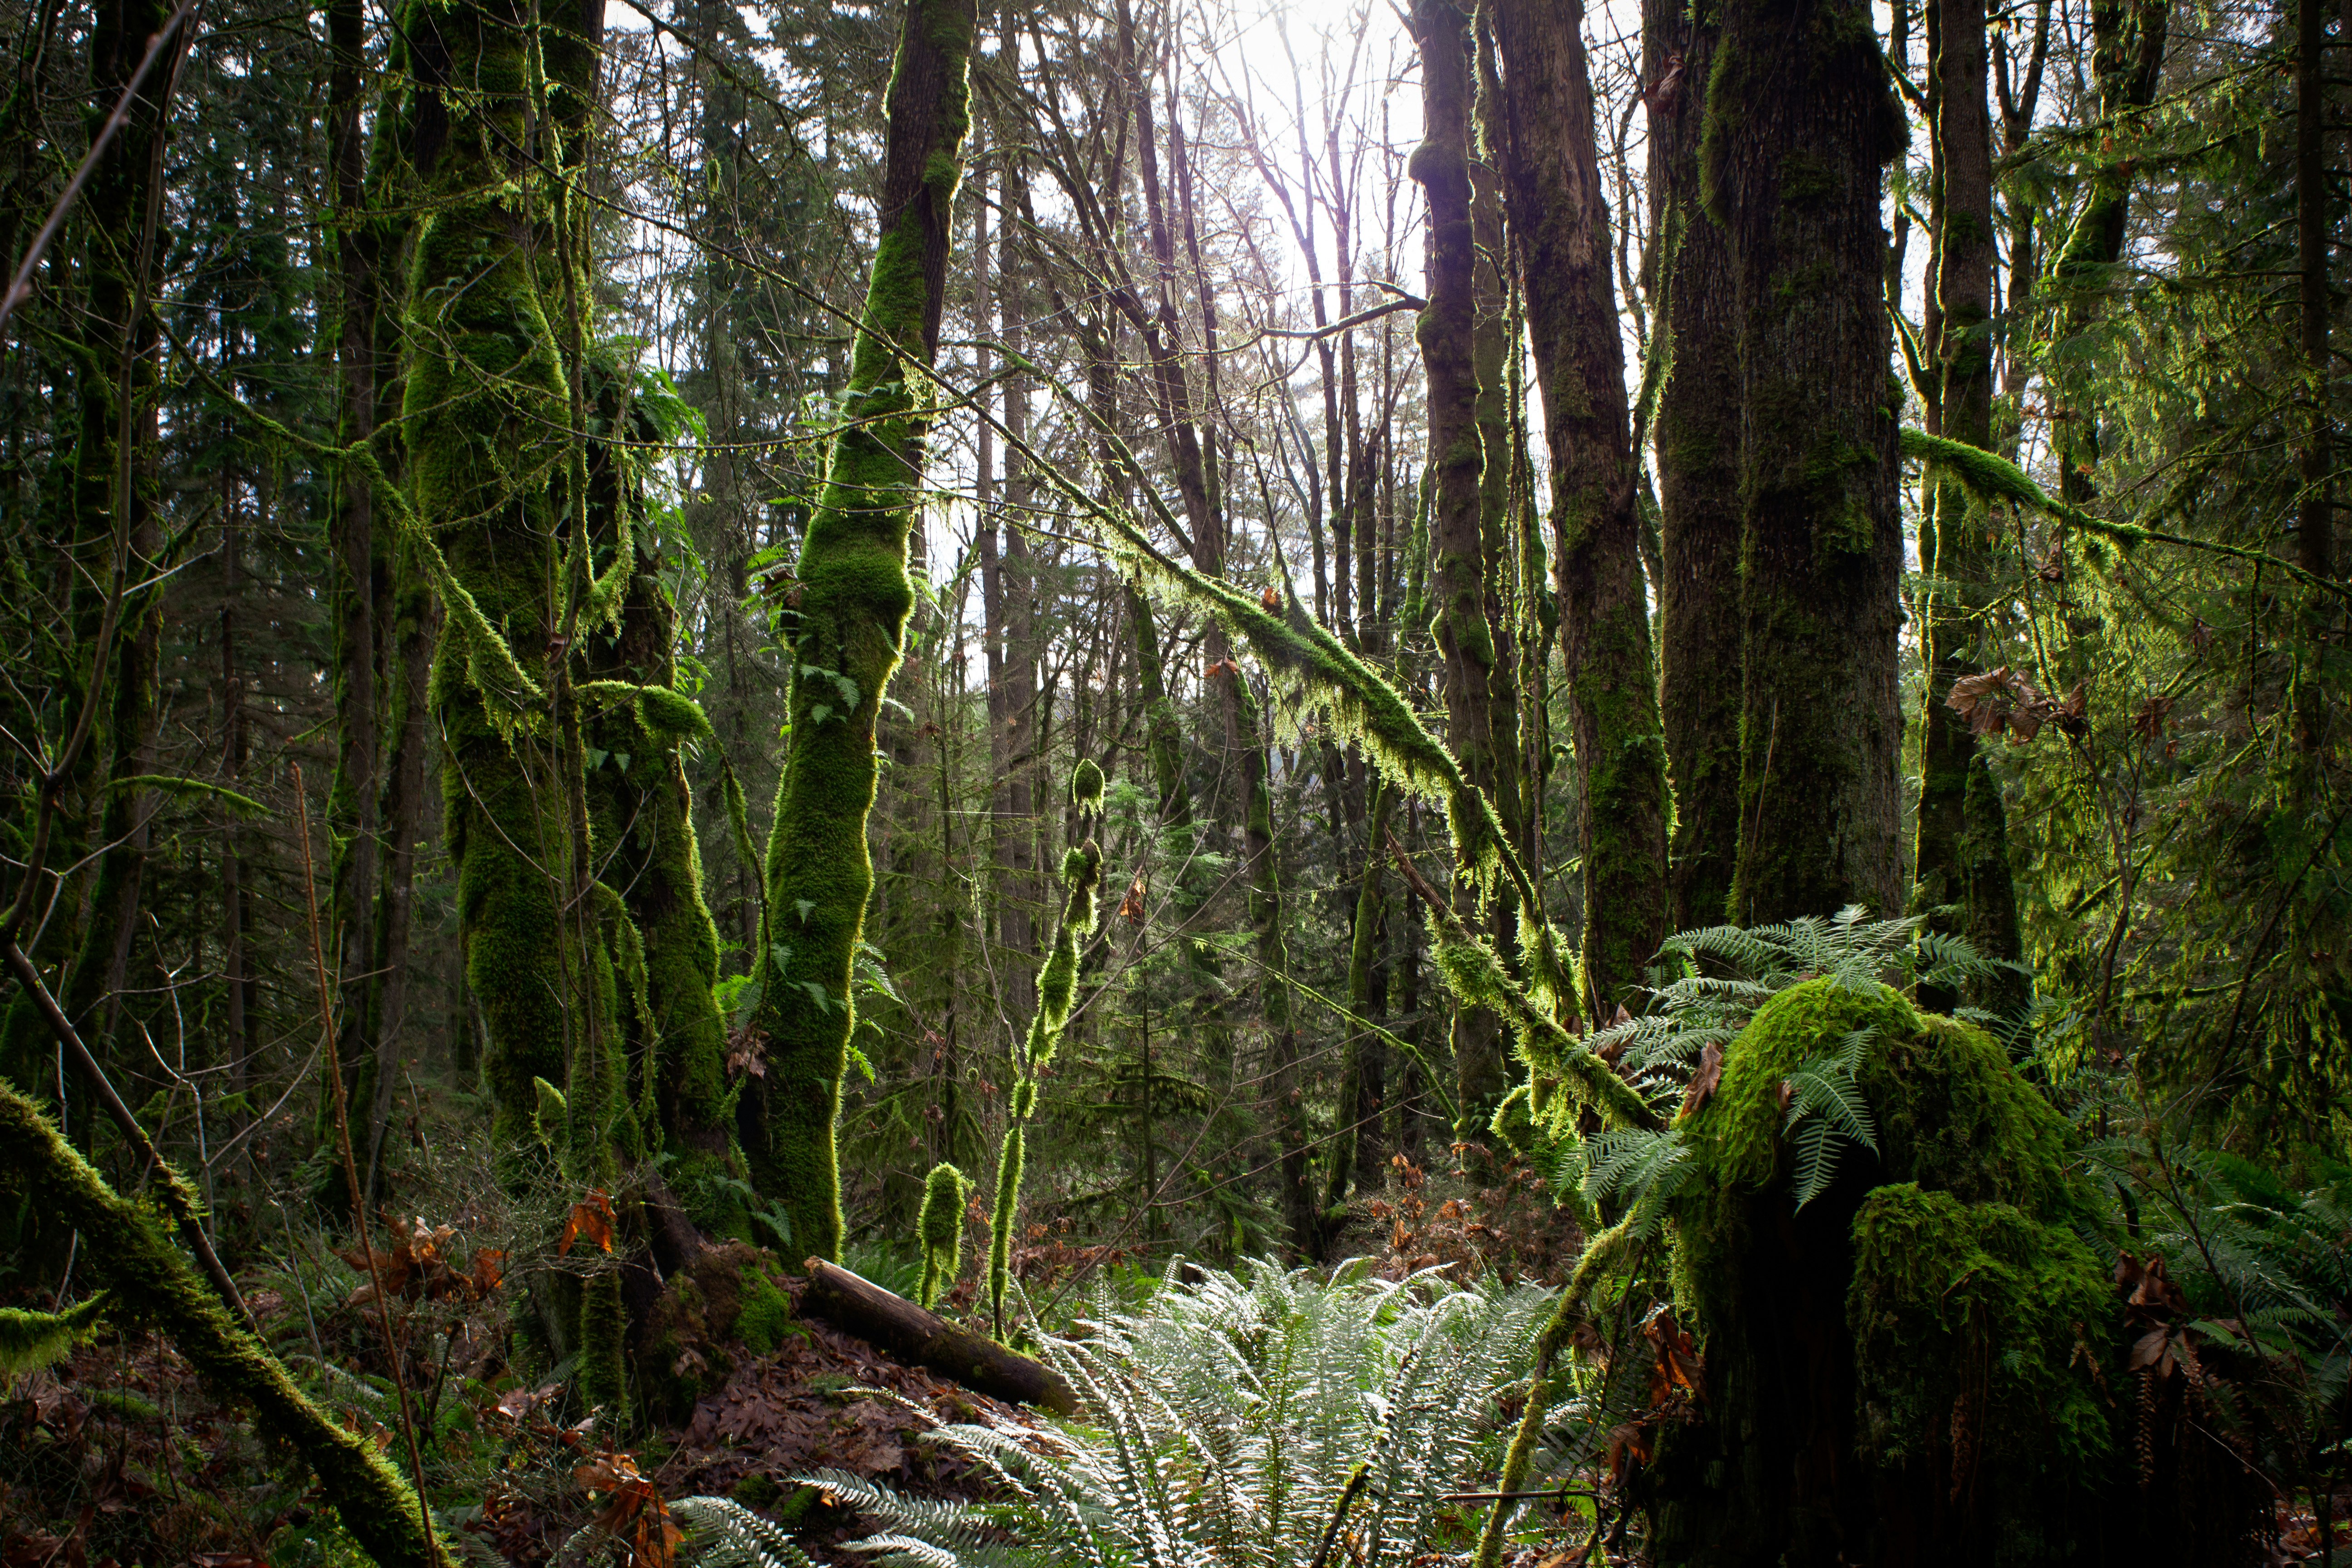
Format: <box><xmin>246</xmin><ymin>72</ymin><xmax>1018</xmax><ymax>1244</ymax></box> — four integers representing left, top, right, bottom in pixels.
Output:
<box><xmin>0</xmin><ymin>1294</ymin><xmax>105</xmax><ymax>1374</ymax></box>
<box><xmin>1679</xmin><ymin>978</ymin><xmax>1922</xmax><ymax>1190</ymax></box>
<box><xmin>0</xmin><ymin>1079</ymin><xmax>443</xmax><ymax>1568</ymax></box>
<box><xmin>735</xmin><ymin>1264</ymin><xmax>793</xmax><ymax>1357</ymax></box>
<box><xmin>1069</xmin><ymin>757</ymin><xmax>1105</xmax><ymax>813</ymax></box>
<box><xmin>1848</xmin><ymin>1183</ymin><xmax>2112</xmax><ymax>1468</ymax></box>
<box><xmin>1655</xmin><ymin>977</ymin><xmax>2123</xmax><ymax>1541</ymax></box>
<box><xmin>915</xmin><ymin>1161</ymin><xmax>970</xmax><ymax>1309</ymax></box>
<box><xmin>745</xmin><ymin>0</ymin><xmax>975</xmax><ymax>1261</ymax></box>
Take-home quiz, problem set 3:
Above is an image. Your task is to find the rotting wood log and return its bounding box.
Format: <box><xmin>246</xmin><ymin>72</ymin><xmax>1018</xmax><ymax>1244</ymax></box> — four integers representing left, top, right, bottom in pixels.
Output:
<box><xmin>799</xmin><ymin>1258</ymin><xmax>1078</xmax><ymax>1416</ymax></box>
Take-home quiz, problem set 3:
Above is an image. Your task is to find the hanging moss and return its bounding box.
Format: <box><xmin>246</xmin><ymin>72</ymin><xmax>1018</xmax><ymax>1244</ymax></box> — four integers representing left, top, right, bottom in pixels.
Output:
<box><xmin>0</xmin><ymin>1293</ymin><xmax>105</xmax><ymax>1374</ymax></box>
<box><xmin>915</xmin><ymin>1161</ymin><xmax>970</xmax><ymax>1309</ymax></box>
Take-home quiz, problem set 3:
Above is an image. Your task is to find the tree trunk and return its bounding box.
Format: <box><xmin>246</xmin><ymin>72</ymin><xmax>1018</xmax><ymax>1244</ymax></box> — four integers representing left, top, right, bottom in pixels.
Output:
<box><xmin>1493</xmin><ymin>0</ymin><xmax>1671</xmax><ymax>1012</ymax></box>
<box><xmin>323</xmin><ymin>0</ymin><xmax>382</xmax><ymax>1190</ymax></box>
<box><xmin>1408</xmin><ymin>0</ymin><xmax>1509</xmax><ymax>1133</ymax></box>
<box><xmin>1646</xmin><ymin>0</ymin><xmax>1743</xmax><ymax>934</ymax></box>
<box><xmin>1914</xmin><ymin>0</ymin><xmax>2024</xmax><ymax>1011</ymax></box>
<box><xmin>1711</xmin><ymin>0</ymin><xmax>1908</xmax><ymax>926</ymax></box>
<box><xmin>745</xmin><ymin>0</ymin><xmax>976</xmax><ymax>1261</ymax></box>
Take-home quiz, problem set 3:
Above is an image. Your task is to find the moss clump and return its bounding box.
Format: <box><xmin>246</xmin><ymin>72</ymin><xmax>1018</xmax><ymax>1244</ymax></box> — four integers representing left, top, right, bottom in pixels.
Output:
<box><xmin>915</xmin><ymin>1162</ymin><xmax>970</xmax><ymax>1309</ymax></box>
<box><xmin>1653</xmin><ymin>977</ymin><xmax>2122</xmax><ymax>1558</ymax></box>
<box><xmin>735</xmin><ymin>1264</ymin><xmax>794</xmax><ymax>1358</ymax></box>
<box><xmin>1069</xmin><ymin>757</ymin><xmax>1105</xmax><ymax>814</ymax></box>
<box><xmin>1848</xmin><ymin>1183</ymin><xmax>2112</xmax><ymax>1469</ymax></box>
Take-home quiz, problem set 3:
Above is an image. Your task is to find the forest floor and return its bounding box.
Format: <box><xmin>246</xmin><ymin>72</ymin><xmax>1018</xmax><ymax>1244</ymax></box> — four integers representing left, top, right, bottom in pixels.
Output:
<box><xmin>0</xmin><ymin>1142</ymin><xmax>1592</xmax><ymax>1568</ymax></box>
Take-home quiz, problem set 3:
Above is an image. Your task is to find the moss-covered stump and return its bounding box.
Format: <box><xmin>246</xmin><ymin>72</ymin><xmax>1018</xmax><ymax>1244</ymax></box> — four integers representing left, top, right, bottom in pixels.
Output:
<box><xmin>1641</xmin><ymin>978</ymin><xmax>2147</xmax><ymax>1566</ymax></box>
<box><xmin>633</xmin><ymin>1241</ymin><xmax>773</xmax><ymax>1421</ymax></box>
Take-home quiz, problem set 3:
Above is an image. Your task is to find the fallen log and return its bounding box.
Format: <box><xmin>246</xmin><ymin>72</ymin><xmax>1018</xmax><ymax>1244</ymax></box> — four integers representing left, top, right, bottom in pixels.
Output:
<box><xmin>800</xmin><ymin>1258</ymin><xmax>1078</xmax><ymax>1416</ymax></box>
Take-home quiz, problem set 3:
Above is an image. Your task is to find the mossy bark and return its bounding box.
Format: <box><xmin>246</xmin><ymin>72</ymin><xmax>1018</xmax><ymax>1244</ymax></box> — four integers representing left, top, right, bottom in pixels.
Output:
<box><xmin>1493</xmin><ymin>0</ymin><xmax>1671</xmax><ymax>1013</ymax></box>
<box><xmin>1409</xmin><ymin>0</ymin><xmax>1510</xmax><ymax>1134</ymax></box>
<box><xmin>743</xmin><ymin>0</ymin><xmax>975</xmax><ymax>1261</ymax></box>
<box><xmin>403</xmin><ymin>0</ymin><xmax>631</xmax><ymax>1409</ymax></box>
<box><xmin>1706</xmin><ymin>0</ymin><xmax>1908</xmax><ymax>924</ymax></box>
<box><xmin>1912</xmin><ymin>0</ymin><xmax>2023</xmax><ymax>1014</ymax></box>
<box><xmin>1645</xmin><ymin>0</ymin><xmax>1743</xmax><ymax>934</ymax></box>
<box><xmin>578</xmin><ymin>373</ymin><xmax>741</xmax><ymax>1245</ymax></box>
<box><xmin>0</xmin><ymin>1078</ymin><xmax>446</xmax><ymax>1568</ymax></box>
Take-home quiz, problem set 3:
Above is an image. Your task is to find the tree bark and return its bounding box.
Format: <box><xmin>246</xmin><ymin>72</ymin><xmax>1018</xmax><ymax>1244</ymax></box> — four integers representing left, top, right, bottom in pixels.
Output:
<box><xmin>1914</xmin><ymin>0</ymin><xmax>2024</xmax><ymax>1011</ymax></box>
<box><xmin>1646</xmin><ymin>0</ymin><xmax>1743</xmax><ymax>933</ymax></box>
<box><xmin>1408</xmin><ymin>0</ymin><xmax>1509</xmax><ymax>1133</ymax></box>
<box><xmin>1493</xmin><ymin>0</ymin><xmax>1671</xmax><ymax>1012</ymax></box>
<box><xmin>1711</xmin><ymin>0</ymin><xmax>1908</xmax><ymax>926</ymax></box>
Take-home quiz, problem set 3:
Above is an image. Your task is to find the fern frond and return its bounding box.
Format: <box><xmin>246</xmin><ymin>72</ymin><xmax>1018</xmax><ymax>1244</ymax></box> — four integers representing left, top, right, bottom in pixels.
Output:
<box><xmin>671</xmin><ymin>1496</ymin><xmax>822</xmax><ymax>1568</ymax></box>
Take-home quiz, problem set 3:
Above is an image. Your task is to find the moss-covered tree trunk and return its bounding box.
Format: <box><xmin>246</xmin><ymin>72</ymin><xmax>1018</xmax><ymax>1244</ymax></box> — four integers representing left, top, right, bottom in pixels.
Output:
<box><xmin>1646</xmin><ymin>0</ymin><xmax>1743</xmax><ymax>933</ymax></box>
<box><xmin>1913</xmin><ymin>0</ymin><xmax>2023</xmax><ymax>1012</ymax></box>
<box><xmin>1493</xmin><ymin>0</ymin><xmax>1671</xmax><ymax>1013</ymax></box>
<box><xmin>742</xmin><ymin>0</ymin><xmax>975</xmax><ymax>1261</ymax></box>
<box><xmin>321</xmin><ymin>0</ymin><xmax>388</xmax><ymax>1196</ymax></box>
<box><xmin>580</xmin><ymin>373</ymin><xmax>741</xmax><ymax>1250</ymax></box>
<box><xmin>1409</xmin><ymin>0</ymin><xmax>1510</xmax><ymax>1133</ymax></box>
<box><xmin>404</xmin><ymin>0</ymin><xmax>633</xmax><ymax>1410</ymax></box>
<box><xmin>1710</xmin><ymin>0</ymin><xmax>1907</xmax><ymax>925</ymax></box>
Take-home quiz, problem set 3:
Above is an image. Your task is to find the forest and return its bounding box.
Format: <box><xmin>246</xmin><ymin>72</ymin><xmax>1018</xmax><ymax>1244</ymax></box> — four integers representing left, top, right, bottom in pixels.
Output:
<box><xmin>0</xmin><ymin>0</ymin><xmax>2346</xmax><ymax>1558</ymax></box>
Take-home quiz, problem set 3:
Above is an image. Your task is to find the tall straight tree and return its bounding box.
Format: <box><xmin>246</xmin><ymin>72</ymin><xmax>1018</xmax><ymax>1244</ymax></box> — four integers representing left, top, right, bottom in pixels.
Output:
<box><xmin>743</xmin><ymin>0</ymin><xmax>976</xmax><ymax>1260</ymax></box>
<box><xmin>1711</xmin><ymin>0</ymin><xmax>1907</xmax><ymax>925</ymax></box>
<box><xmin>1913</xmin><ymin>0</ymin><xmax>2023</xmax><ymax>1010</ymax></box>
<box><xmin>1644</xmin><ymin>0</ymin><xmax>1742</xmax><ymax>931</ymax></box>
<box><xmin>1492</xmin><ymin>0</ymin><xmax>1670</xmax><ymax>1013</ymax></box>
<box><xmin>1408</xmin><ymin>0</ymin><xmax>1509</xmax><ymax>1128</ymax></box>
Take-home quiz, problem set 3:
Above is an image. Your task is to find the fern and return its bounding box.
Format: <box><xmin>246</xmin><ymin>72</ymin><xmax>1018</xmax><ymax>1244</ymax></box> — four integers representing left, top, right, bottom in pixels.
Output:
<box><xmin>1779</xmin><ymin>1028</ymin><xmax>1881</xmax><ymax>1210</ymax></box>
<box><xmin>800</xmin><ymin>1263</ymin><xmax>1547</xmax><ymax>1568</ymax></box>
<box><xmin>1566</xmin><ymin>1127</ymin><xmax>1699</xmax><ymax>1240</ymax></box>
<box><xmin>671</xmin><ymin>1496</ymin><xmax>822</xmax><ymax>1568</ymax></box>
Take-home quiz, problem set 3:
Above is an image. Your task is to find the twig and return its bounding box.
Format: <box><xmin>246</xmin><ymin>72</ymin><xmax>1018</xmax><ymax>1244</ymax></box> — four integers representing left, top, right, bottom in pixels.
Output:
<box><xmin>0</xmin><ymin>0</ymin><xmax>202</xmax><ymax>329</ymax></box>
<box><xmin>0</xmin><ymin>934</ymin><xmax>250</xmax><ymax>1326</ymax></box>
<box><xmin>294</xmin><ymin>766</ymin><xmax>436</xmax><ymax>1537</ymax></box>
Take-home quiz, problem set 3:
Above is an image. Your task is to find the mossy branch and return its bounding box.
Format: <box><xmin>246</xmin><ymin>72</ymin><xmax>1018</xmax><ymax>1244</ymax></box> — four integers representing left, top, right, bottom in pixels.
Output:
<box><xmin>1901</xmin><ymin>428</ymin><xmax>2351</xmax><ymax>603</ymax></box>
<box><xmin>972</xmin><ymin>348</ymin><xmax>1548</xmax><ymax>925</ymax></box>
<box><xmin>1471</xmin><ymin>1216</ymin><xmax>1642</xmax><ymax>1568</ymax></box>
<box><xmin>1388</xmin><ymin>830</ymin><xmax>1656</xmax><ymax>1133</ymax></box>
<box><xmin>0</xmin><ymin>1078</ymin><xmax>447</xmax><ymax>1568</ymax></box>
<box><xmin>0</xmin><ymin>1294</ymin><xmax>106</xmax><ymax>1374</ymax></box>
<box><xmin>990</xmin><ymin>821</ymin><xmax>1102</xmax><ymax>1342</ymax></box>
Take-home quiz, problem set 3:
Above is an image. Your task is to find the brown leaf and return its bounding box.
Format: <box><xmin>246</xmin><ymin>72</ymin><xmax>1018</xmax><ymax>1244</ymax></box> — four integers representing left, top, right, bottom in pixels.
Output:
<box><xmin>2131</xmin><ymin>693</ymin><xmax>2175</xmax><ymax>742</ymax></box>
<box><xmin>1680</xmin><ymin>1040</ymin><xmax>1725</xmax><ymax>1119</ymax></box>
<box><xmin>560</xmin><ymin>1189</ymin><xmax>617</xmax><ymax>1258</ymax></box>
<box><xmin>1119</xmin><ymin>871</ymin><xmax>1147</xmax><ymax>926</ymax></box>
<box><xmin>472</xmin><ymin>1249</ymin><xmax>506</xmax><ymax>1295</ymax></box>
<box><xmin>1260</xmin><ymin>583</ymin><xmax>1281</xmax><ymax>610</ymax></box>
